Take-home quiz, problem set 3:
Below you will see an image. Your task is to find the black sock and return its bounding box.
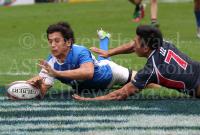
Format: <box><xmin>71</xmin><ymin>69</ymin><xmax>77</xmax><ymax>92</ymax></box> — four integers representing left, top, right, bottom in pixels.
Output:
<box><xmin>135</xmin><ymin>5</ymin><xmax>140</xmax><ymax>11</ymax></box>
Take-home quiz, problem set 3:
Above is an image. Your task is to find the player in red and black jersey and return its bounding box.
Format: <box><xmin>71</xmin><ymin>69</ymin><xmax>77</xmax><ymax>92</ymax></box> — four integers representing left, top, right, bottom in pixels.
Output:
<box><xmin>72</xmin><ymin>25</ymin><xmax>200</xmax><ymax>100</ymax></box>
<box><xmin>133</xmin><ymin>39</ymin><xmax>200</xmax><ymax>96</ymax></box>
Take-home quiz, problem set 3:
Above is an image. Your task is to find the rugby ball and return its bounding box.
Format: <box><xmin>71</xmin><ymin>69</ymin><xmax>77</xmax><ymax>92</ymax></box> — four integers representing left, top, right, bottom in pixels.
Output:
<box><xmin>6</xmin><ymin>81</ymin><xmax>40</xmax><ymax>100</ymax></box>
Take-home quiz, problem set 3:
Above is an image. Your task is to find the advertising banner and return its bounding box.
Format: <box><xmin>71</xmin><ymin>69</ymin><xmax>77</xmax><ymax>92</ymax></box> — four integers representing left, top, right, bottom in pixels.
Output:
<box><xmin>0</xmin><ymin>0</ymin><xmax>34</xmax><ymax>6</ymax></box>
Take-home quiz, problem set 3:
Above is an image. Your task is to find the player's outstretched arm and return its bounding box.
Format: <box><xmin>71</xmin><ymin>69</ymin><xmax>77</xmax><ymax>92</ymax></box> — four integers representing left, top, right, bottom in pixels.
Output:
<box><xmin>72</xmin><ymin>82</ymin><xmax>140</xmax><ymax>101</ymax></box>
<box><xmin>56</xmin><ymin>62</ymin><xmax>94</xmax><ymax>80</ymax></box>
<box><xmin>90</xmin><ymin>41</ymin><xmax>135</xmax><ymax>58</ymax></box>
<box><xmin>27</xmin><ymin>76</ymin><xmax>51</xmax><ymax>97</ymax></box>
<box><xmin>36</xmin><ymin>59</ymin><xmax>94</xmax><ymax>80</ymax></box>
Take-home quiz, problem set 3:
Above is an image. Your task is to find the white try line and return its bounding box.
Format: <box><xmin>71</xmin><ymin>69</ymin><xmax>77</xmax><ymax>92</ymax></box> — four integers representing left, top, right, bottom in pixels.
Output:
<box><xmin>180</xmin><ymin>41</ymin><xmax>200</xmax><ymax>44</ymax></box>
<box><xmin>0</xmin><ymin>116</ymin><xmax>126</xmax><ymax>121</ymax></box>
<box><xmin>0</xmin><ymin>72</ymin><xmax>38</xmax><ymax>76</ymax></box>
<box><xmin>0</xmin><ymin>101</ymin><xmax>76</xmax><ymax>106</ymax></box>
<box><xmin>2</xmin><ymin>130</ymin><xmax>200</xmax><ymax>135</ymax></box>
<box><xmin>0</xmin><ymin>115</ymin><xmax>200</xmax><ymax>130</ymax></box>
<box><xmin>0</xmin><ymin>114</ymin><xmax>199</xmax><ymax>124</ymax></box>
<box><xmin>0</xmin><ymin>106</ymin><xmax>161</xmax><ymax>112</ymax></box>
<box><xmin>0</xmin><ymin>97</ymin><xmax>8</xmax><ymax>100</ymax></box>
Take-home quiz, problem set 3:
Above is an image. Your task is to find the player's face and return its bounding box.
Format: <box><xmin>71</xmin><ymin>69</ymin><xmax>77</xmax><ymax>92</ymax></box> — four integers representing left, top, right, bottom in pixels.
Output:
<box><xmin>48</xmin><ymin>32</ymin><xmax>71</xmax><ymax>58</ymax></box>
<box><xmin>133</xmin><ymin>35</ymin><xmax>146</xmax><ymax>57</ymax></box>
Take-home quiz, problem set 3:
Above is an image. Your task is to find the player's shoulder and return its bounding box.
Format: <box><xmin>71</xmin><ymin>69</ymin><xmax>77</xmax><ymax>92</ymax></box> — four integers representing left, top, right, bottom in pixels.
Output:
<box><xmin>162</xmin><ymin>40</ymin><xmax>177</xmax><ymax>50</ymax></box>
<box><xmin>152</xmin><ymin>40</ymin><xmax>179</xmax><ymax>59</ymax></box>
<box><xmin>46</xmin><ymin>53</ymin><xmax>56</xmax><ymax>64</ymax></box>
<box><xmin>46</xmin><ymin>54</ymin><xmax>53</xmax><ymax>62</ymax></box>
<box><xmin>71</xmin><ymin>44</ymin><xmax>91</xmax><ymax>58</ymax></box>
<box><xmin>72</xmin><ymin>44</ymin><xmax>88</xmax><ymax>52</ymax></box>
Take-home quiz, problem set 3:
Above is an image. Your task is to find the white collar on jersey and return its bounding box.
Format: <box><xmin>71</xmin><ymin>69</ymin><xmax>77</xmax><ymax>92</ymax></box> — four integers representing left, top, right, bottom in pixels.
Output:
<box><xmin>148</xmin><ymin>50</ymin><xmax>156</xmax><ymax>59</ymax></box>
<box><xmin>53</xmin><ymin>46</ymin><xmax>73</xmax><ymax>65</ymax></box>
<box><xmin>55</xmin><ymin>58</ymin><xmax>66</xmax><ymax>65</ymax></box>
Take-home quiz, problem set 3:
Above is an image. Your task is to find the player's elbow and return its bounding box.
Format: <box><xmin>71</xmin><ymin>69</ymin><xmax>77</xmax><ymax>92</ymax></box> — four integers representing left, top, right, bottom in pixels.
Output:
<box><xmin>117</xmin><ymin>95</ymin><xmax>128</xmax><ymax>100</ymax></box>
<box><xmin>109</xmin><ymin>94</ymin><xmax>128</xmax><ymax>101</ymax></box>
<box><xmin>110</xmin><ymin>95</ymin><xmax>127</xmax><ymax>101</ymax></box>
<box><xmin>85</xmin><ymin>69</ymin><xmax>94</xmax><ymax>79</ymax></box>
<box><xmin>87</xmin><ymin>73</ymin><xmax>94</xmax><ymax>79</ymax></box>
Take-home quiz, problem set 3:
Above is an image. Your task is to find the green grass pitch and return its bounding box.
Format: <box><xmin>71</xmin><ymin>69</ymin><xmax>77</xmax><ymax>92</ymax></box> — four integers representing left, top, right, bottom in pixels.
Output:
<box><xmin>0</xmin><ymin>0</ymin><xmax>200</xmax><ymax>134</ymax></box>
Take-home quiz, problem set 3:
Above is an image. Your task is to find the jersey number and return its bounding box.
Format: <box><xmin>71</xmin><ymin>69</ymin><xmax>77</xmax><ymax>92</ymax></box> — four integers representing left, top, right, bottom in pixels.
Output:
<box><xmin>165</xmin><ymin>50</ymin><xmax>188</xmax><ymax>70</ymax></box>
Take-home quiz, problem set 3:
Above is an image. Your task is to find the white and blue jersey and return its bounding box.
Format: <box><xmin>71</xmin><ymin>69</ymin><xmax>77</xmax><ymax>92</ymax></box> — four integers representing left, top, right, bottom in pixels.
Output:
<box><xmin>39</xmin><ymin>45</ymin><xmax>113</xmax><ymax>90</ymax></box>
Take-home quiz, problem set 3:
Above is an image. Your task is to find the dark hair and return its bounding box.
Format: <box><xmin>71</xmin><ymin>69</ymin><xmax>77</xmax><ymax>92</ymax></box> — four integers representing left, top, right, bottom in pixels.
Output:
<box><xmin>46</xmin><ymin>21</ymin><xmax>75</xmax><ymax>45</ymax></box>
<box><xmin>136</xmin><ymin>25</ymin><xmax>163</xmax><ymax>50</ymax></box>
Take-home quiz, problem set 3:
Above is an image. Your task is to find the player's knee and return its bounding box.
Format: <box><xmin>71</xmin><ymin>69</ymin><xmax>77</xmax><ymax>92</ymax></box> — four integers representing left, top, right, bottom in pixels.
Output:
<box><xmin>150</xmin><ymin>0</ymin><xmax>157</xmax><ymax>3</ymax></box>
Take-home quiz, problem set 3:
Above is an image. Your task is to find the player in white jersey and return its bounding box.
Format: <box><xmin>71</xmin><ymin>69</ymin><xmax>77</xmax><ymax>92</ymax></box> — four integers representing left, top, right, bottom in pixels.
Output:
<box><xmin>27</xmin><ymin>22</ymin><xmax>160</xmax><ymax>97</ymax></box>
